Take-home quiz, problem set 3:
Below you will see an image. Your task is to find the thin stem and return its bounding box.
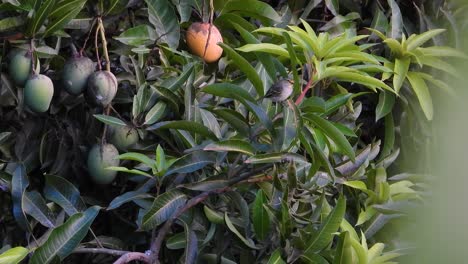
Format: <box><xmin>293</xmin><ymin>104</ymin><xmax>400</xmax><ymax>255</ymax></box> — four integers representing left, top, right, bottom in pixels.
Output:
<box><xmin>89</xmin><ymin>229</ymin><xmax>104</xmax><ymax>248</ymax></box>
<box><xmin>101</xmin><ymin>106</ymin><xmax>111</xmax><ymax>145</ymax></box>
<box><xmin>73</xmin><ymin>247</ymin><xmax>130</xmax><ymax>256</ymax></box>
<box><xmin>94</xmin><ymin>22</ymin><xmax>102</xmax><ymax>71</ymax></box>
<box><xmin>202</xmin><ymin>0</ymin><xmax>214</xmax><ymax>59</ymax></box>
<box><xmin>294</xmin><ymin>75</ymin><xmax>315</xmax><ymax>105</ymax></box>
<box><xmin>80</xmin><ymin>18</ymin><xmax>97</xmax><ymax>56</ymax></box>
<box><xmin>98</xmin><ymin>17</ymin><xmax>111</xmax><ymax>72</ymax></box>
<box><xmin>30</xmin><ymin>39</ymin><xmax>36</xmax><ymax>75</ymax></box>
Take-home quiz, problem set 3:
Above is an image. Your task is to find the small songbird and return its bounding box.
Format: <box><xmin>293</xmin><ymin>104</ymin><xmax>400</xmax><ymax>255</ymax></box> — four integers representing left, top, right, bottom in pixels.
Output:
<box><xmin>259</xmin><ymin>79</ymin><xmax>294</xmax><ymax>102</ymax></box>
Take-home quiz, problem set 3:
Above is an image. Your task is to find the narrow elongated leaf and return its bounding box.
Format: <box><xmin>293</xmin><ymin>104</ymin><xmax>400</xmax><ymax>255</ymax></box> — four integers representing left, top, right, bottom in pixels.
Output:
<box><xmin>0</xmin><ymin>247</ymin><xmax>28</xmax><ymax>264</ymax></box>
<box><xmin>303</xmin><ymin>196</ymin><xmax>346</xmax><ymax>254</ymax></box>
<box><xmin>406</xmin><ymin>29</ymin><xmax>446</xmax><ymax>51</ymax></box>
<box><xmin>202</xmin><ymin>83</ymin><xmax>256</xmax><ymax>102</ymax></box>
<box><xmin>30</xmin><ymin>206</ymin><xmax>101</xmax><ymax>264</ymax></box>
<box><xmin>141</xmin><ymin>190</ymin><xmax>187</xmax><ymax>230</ymax></box>
<box><xmin>11</xmin><ymin>165</ymin><xmax>29</xmax><ymax>230</ymax></box>
<box><xmin>118</xmin><ymin>152</ymin><xmax>155</xmax><ymax>169</ymax></box>
<box><xmin>183</xmin><ymin>220</ymin><xmax>198</xmax><ymax>264</ymax></box>
<box><xmin>23</xmin><ymin>191</ymin><xmax>55</xmax><ymax>228</ymax></box>
<box><xmin>237</xmin><ymin>44</ymin><xmax>289</xmax><ymax>58</ymax></box>
<box><xmin>93</xmin><ymin>114</ymin><xmax>127</xmax><ymax>127</ymax></box>
<box><xmin>44</xmin><ymin>0</ymin><xmax>87</xmax><ymax>37</ymax></box>
<box><xmin>221</xmin><ymin>0</ymin><xmax>281</xmax><ymax>22</ymax></box>
<box><xmin>165</xmin><ymin>151</ymin><xmax>215</xmax><ymax>176</ymax></box>
<box><xmin>245</xmin><ymin>153</ymin><xmax>307</xmax><ymax>164</ymax></box>
<box><xmin>225</xmin><ymin>213</ymin><xmax>258</xmax><ymax>249</ymax></box>
<box><xmin>0</xmin><ymin>16</ymin><xmax>24</xmax><ymax>31</ymax></box>
<box><xmin>145</xmin><ymin>0</ymin><xmax>180</xmax><ymax>49</ymax></box>
<box><xmin>406</xmin><ymin>72</ymin><xmax>433</xmax><ymax>120</ymax></box>
<box><xmin>417</xmin><ymin>46</ymin><xmax>468</xmax><ymax>58</ymax></box>
<box><xmin>387</xmin><ymin>0</ymin><xmax>402</xmax><ymax>39</ymax></box>
<box><xmin>204</xmin><ymin>140</ymin><xmax>255</xmax><ymax>156</ymax></box>
<box><xmin>393</xmin><ymin>57</ymin><xmax>410</xmax><ymax>93</ymax></box>
<box><xmin>219</xmin><ymin>43</ymin><xmax>264</xmax><ymax>97</ymax></box>
<box><xmin>144</xmin><ymin>101</ymin><xmax>167</xmax><ymax>125</ymax></box>
<box><xmin>252</xmin><ymin>190</ymin><xmax>270</xmax><ymax>240</ymax></box>
<box><xmin>147</xmin><ymin>121</ymin><xmax>218</xmax><ymax>141</ymax></box>
<box><xmin>107</xmin><ymin>191</ymin><xmax>154</xmax><ymax>210</ymax></box>
<box><xmin>182</xmin><ymin>179</ymin><xmax>229</xmax><ymax>192</ymax></box>
<box><xmin>333</xmin><ymin>232</ymin><xmax>352</xmax><ymax>264</ymax></box>
<box><xmin>300</xmin><ymin>252</ymin><xmax>329</xmax><ymax>264</ymax></box>
<box><xmin>26</xmin><ymin>0</ymin><xmax>57</xmax><ymax>36</ymax></box>
<box><xmin>44</xmin><ymin>175</ymin><xmax>86</xmax><ymax>216</ymax></box>
<box><xmin>304</xmin><ymin>114</ymin><xmax>355</xmax><ymax>161</ymax></box>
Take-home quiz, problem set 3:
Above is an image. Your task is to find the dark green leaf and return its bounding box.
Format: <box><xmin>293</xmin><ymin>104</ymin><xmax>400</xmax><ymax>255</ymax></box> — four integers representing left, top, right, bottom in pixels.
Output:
<box><xmin>11</xmin><ymin>165</ymin><xmax>29</xmax><ymax>230</ymax></box>
<box><xmin>30</xmin><ymin>206</ymin><xmax>100</xmax><ymax>264</ymax></box>
<box><xmin>375</xmin><ymin>91</ymin><xmax>395</xmax><ymax>121</ymax></box>
<box><xmin>147</xmin><ymin>121</ymin><xmax>218</xmax><ymax>141</ymax></box>
<box><xmin>145</xmin><ymin>0</ymin><xmax>180</xmax><ymax>49</ymax></box>
<box><xmin>252</xmin><ymin>189</ymin><xmax>270</xmax><ymax>240</ymax></box>
<box><xmin>165</xmin><ymin>151</ymin><xmax>216</xmax><ymax>176</ymax></box>
<box><xmin>141</xmin><ymin>190</ymin><xmax>186</xmax><ymax>230</ymax></box>
<box><xmin>93</xmin><ymin>114</ymin><xmax>127</xmax><ymax>127</ymax></box>
<box><xmin>23</xmin><ymin>191</ymin><xmax>55</xmax><ymax>228</ymax></box>
<box><xmin>204</xmin><ymin>140</ymin><xmax>255</xmax><ymax>156</ymax></box>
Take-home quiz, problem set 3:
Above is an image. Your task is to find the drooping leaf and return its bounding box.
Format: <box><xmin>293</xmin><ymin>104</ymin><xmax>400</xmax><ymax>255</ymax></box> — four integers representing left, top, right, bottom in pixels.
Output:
<box><xmin>225</xmin><ymin>213</ymin><xmax>258</xmax><ymax>249</ymax></box>
<box><xmin>202</xmin><ymin>83</ymin><xmax>256</xmax><ymax>103</ymax></box>
<box><xmin>26</xmin><ymin>0</ymin><xmax>57</xmax><ymax>36</ymax></box>
<box><xmin>93</xmin><ymin>114</ymin><xmax>127</xmax><ymax>127</ymax></box>
<box><xmin>267</xmin><ymin>249</ymin><xmax>286</xmax><ymax>264</ymax></box>
<box><xmin>30</xmin><ymin>206</ymin><xmax>101</xmax><ymax>264</ymax></box>
<box><xmin>406</xmin><ymin>72</ymin><xmax>433</xmax><ymax>120</ymax></box>
<box><xmin>375</xmin><ymin>91</ymin><xmax>395</xmax><ymax>121</ymax></box>
<box><xmin>44</xmin><ymin>0</ymin><xmax>87</xmax><ymax>37</ymax></box>
<box><xmin>107</xmin><ymin>191</ymin><xmax>154</xmax><ymax>211</ymax></box>
<box><xmin>141</xmin><ymin>190</ymin><xmax>187</xmax><ymax>231</ymax></box>
<box><xmin>393</xmin><ymin>57</ymin><xmax>411</xmax><ymax>93</ymax></box>
<box><xmin>165</xmin><ymin>151</ymin><xmax>216</xmax><ymax>176</ymax></box>
<box><xmin>114</xmin><ymin>25</ymin><xmax>156</xmax><ymax>46</ymax></box>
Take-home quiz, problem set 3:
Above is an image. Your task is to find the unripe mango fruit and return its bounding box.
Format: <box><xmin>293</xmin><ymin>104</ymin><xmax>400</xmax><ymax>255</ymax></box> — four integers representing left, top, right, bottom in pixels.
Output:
<box><xmin>87</xmin><ymin>143</ymin><xmax>119</xmax><ymax>184</ymax></box>
<box><xmin>86</xmin><ymin>71</ymin><xmax>118</xmax><ymax>106</ymax></box>
<box><xmin>110</xmin><ymin>125</ymin><xmax>139</xmax><ymax>151</ymax></box>
<box><xmin>186</xmin><ymin>22</ymin><xmax>223</xmax><ymax>63</ymax></box>
<box><xmin>24</xmin><ymin>74</ymin><xmax>54</xmax><ymax>113</ymax></box>
<box><xmin>9</xmin><ymin>49</ymin><xmax>32</xmax><ymax>86</ymax></box>
<box><xmin>62</xmin><ymin>56</ymin><xmax>95</xmax><ymax>95</ymax></box>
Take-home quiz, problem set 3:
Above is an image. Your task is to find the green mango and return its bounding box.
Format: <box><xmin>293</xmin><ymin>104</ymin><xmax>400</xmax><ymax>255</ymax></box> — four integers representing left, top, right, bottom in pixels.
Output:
<box><xmin>86</xmin><ymin>71</ymin><xmax>118</xmax><ymax>106</ymax></box>
<box><xmin>9</xmin><ymin>49</ymin><xmax>32</xmax><ymax>86</ymax></box>
<box><xmin>62</xmin><ymin>56</ymin><xmax>95</xmax><ymax>95</ymax></box>
<box><xmin>24</xmin><ymin>74</ymin><xmax>54</xmax><ymax>113</ymax></box>
<box><xmin>87</xmin><ymin>143</ymin><xmax>119</xmax><ymax>184</ymax></box>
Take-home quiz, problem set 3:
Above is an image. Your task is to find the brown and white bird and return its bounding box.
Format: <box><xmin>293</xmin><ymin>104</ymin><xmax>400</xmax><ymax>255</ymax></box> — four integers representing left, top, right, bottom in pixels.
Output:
<box><xmin>259</xmin><ymin>79</ymin><xmax>294</xmax><ymax>102</ymax></box>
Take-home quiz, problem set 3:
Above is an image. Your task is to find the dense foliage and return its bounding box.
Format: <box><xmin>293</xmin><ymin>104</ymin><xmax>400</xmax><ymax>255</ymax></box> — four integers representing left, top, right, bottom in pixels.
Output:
<box><xmin>0</xmin><ymin>0</ymin><xmax>466</xmax><ymax>263</ymax></box>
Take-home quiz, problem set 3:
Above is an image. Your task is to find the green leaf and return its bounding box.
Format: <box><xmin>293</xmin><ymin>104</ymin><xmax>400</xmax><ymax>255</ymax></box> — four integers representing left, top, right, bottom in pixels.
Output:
<box><xmin>406</xmin><ymin>29</ymin><xmax>446</xmax><ymax>51</ymax></box>
<box><xmin>11</xmin><ymin>164</ymin><xmax>29</xmax><ymax>230</ymax></box>
<box><xmin>0</xmin><ymin>16</ymin><xmax>24</xmax><ymax>31</ymax></box>
<box><xmin>300</xmin><ymin>252</ymin><xmax>329</xmax><ymax>264</ymax></box>
<box><xmin>303</xmin><ymin>196</ymin><xmax>346</xmax><ymax>255</ymax></box>
<box><xmin>220</xmin><ymin>0</ymin><xmax>281</xmax><ymax>22</ymax></box>
<box><xmin>333</xmin><ymin>232</ymin><xmax>352</xmax><ymax>264</ymax></box>
<box><xmin>218</xmin><ymin>43</ymin><xmax>264</xmax><ymax>97</ymax></box>
<box><xmin>182</xmin><ymin>220</ymin><xmax>198</xmax><ymax>264</ymax></box>
<box><xmin>252</xmin><ymin>189</ymin><xmax>270</xmax><ymax>240</ymax></box>
<box><xmin>145</xmin><ymin>0</ymin><xmax>180</xmax><ymax>49</ymax></box>
<box><xmin>204</xmin><ymin>140</ymin><xmax>255</xmax><ymax>156</ymax></box>
<box><xmin>141</xmin><ymin>190</ymin><xmax>186</xmax><ymax>230</ymax></box>
<box><xmin>43</xmin><ymin>0</ymin><xmax>87</xmax><ymax>37</ymax></box>
<box><xmin>26</xmin><ymin>0</ymin><xmax>57</xmax><ymax>36</ymax></box>
<box><xmin>324</xmin><ymin>93</ymin><xmax>354</xmax><ymax>115</ymax></box>
<box><xmin>144</xmin><ymin>101</ymin><xmax>167</xmax><ymax>125</ymax></box>
<box><xmin>114</xmin><ymin>25</ymin><xmax>156</xmax><ymax>46</ymax></box>
<box><xmin>156</xmin><ymin>145</ymin><xmax>166</xmax><ymax>172</ymax></box>
<box><xmin>393</xmin><ymin>57</ymin><xmax>410</xmax><ymax>93</ymax></box>
<box><xmin>165</xmin><ymin>151</ymin><xmax>215</xmax><ymax>176</ymax></box>
<box><xmin>0</xmin><ymin>247</ymin><xmax>29</xmax><ymax>264</ymax></box>
<box><xmin>267</xmin><ymin>249</ymin><xmax>286</xmax><ymax>264</ymax></box>
<box><xmin>304</xmin><ymin>114</ymin><xmax>355</xmax><ymax>161</ymax></box>
<box><xmin>107</xmin><ymin>191</ymin><xmax>153</xmax><ymax>210</ymax></box>
<box><xmin>23</xmin><ymin>191</ymin><xmax>55</xmax><ymax>228</ymax></box>
<box><xmin>202</xmin><ymin>83</ymin><xmax>256</xmax><ymax>103</ymax></box>
<box><xmin>208</xmin><ymin>108</ymin><xmax>250</xmax><ymax>137</ymax></box>
<box><xmin>237</xmin><ymin>44</ymin><xmax>289</xmax><ymax>58</ymax></box>
<box><xmin>375</xmin><ymin>91</ymin><xmax>395</xmax><ymax>121</ymax></box>
<box><xmin>147</xmin><ymin>121</ymin><xmax>218</xmax><ymax>141</ymax></box>
<box><xmin>118</xmin><ymin>152</ymin><xmax>156</xmax><ymax>169</ymax></box>
<box><xmin>245</xmin><ymin>153</ymin><xmax>307</xmax><ymax>164</ymax></box>
<box><xmin>417</xmin><ymin>46</ymin><xmax>468</xmax><ymax>58</ymax></box>
<box><xmin>182</xmin><ymin>179</ymin><xmax>229</xmax><ymax>192</ymax></box>
<box><xmin>30</xmin><ymin>206</ymin><xmax>100</xmax><ymax>264</ymax></box>
<box><xmin>204</xmin><ymin>206</ymin><xmax>225</xmax><ymax>224</ymax></box>
<box><xmin>330</xmin><ymin>71</ymin><xmax>393</xmax><ymax>93</ymax></box>
<box><xmin>406</xmin><ymin>72</ymin><xmax>433</xmax><ymax>120</ymax></box>
<box><xmin>44</xmin><ymin>175</ymin><xmax>86</xmax><ymax>216</ymax></box>
<box><xmin>225</xmin><ymin>213</ymin><xmax>258</xmax><ymax>249</ymax></box>
<box><xmin>93</xmin><ymin>114</ymin><xmax>127</xmax><ymax>127</ymax></box>
<box><xmin>165</xmin><ymin>63</ymin><xmax>194</xmax><ymax>91</ymax></box>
